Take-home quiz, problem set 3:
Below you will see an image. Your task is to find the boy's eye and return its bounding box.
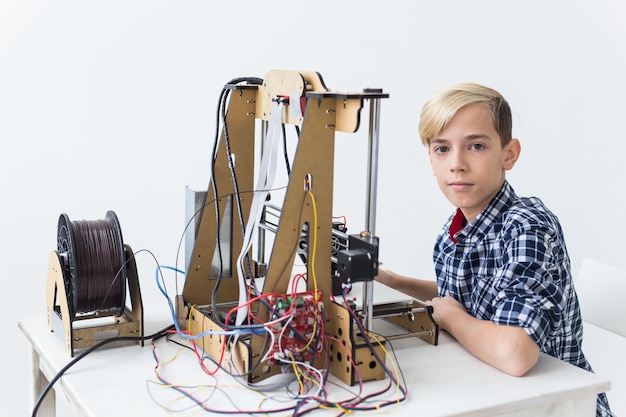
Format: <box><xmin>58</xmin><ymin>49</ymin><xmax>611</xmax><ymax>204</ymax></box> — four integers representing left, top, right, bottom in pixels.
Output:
<box><xmin>434</xmin><ymin>146</ymin><xmax>449</xmax><ymax>154</ymax></box>
<box><xmin>470</xmin><ymin>143</ymin><xmax>485</xmax><ymax>151</ymax></box>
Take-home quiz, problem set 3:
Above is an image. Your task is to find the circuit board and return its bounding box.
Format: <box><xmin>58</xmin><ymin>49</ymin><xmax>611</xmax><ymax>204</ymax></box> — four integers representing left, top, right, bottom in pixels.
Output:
<box><xmin>266</xmin><ymin>290</ymin><xmax>324</xmax><ymax>365</ymax></box>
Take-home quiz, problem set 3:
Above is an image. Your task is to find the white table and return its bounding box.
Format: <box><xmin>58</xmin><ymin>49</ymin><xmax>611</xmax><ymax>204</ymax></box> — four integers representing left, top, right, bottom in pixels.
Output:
<box><xmin>19</xmin><ymin>310</ymin><xmax>610</xmax><ymax>417</ymax></box>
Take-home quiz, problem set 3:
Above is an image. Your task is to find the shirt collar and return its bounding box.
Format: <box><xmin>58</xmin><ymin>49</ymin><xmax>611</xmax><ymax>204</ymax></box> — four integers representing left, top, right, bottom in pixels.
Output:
<box><xmin>450</xmin><ymin>180</ymin><xmax>516</xmax><ymax>243</ymax></box>
<box><xmin>449</xmin><ymin>208</ymin><xmax>466</xmax><ymax>243</ymax></box>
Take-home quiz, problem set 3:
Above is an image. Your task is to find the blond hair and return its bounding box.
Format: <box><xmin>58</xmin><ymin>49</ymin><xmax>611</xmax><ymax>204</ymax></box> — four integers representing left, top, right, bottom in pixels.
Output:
<box><xmin>418</xmin><ymin>83</ymin><xmax>512</xmax><ymax>147</ymax></box>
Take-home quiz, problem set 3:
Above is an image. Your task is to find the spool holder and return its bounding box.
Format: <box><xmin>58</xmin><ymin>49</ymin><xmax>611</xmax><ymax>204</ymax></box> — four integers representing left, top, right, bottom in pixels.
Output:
<box><xmin>46</xmin><ymin>213</ymin><xmax>144</xmax><ymax>357</ymax></box>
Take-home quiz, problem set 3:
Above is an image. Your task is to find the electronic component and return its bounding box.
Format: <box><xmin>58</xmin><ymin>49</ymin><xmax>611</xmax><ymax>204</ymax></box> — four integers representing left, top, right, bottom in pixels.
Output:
<box><xmin>336</xmin><ymin>233</ymin><xmax>379</xmax><ymax>284</ymax></box>
<box><xmin>266</xmin><ymin>290</ymin><xmax>324</xmax><ymax>365</ymax></box>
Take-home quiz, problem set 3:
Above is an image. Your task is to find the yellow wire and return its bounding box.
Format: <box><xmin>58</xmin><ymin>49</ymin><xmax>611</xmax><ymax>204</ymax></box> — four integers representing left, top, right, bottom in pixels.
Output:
<box><xmin>294</xmin><ymin>361</ymin><xmax>322</xmax><ymax>392</ymax></box>
<box><xmin>368</xmin><ymin>332</ymin><xmax>404</xmax><ymax>409</ymax></box>
<box><xmin>187</xmin><ymin>304</ymin><xmax>195</xmax><ymax>334</ymax></box>
<box><xmin>288</xmin><ymin>351</ymin><xmax>305</xmax><ymax>393</ymax></box>
<box><xmin>306</xmin><ymin>190</ymin><xmax>319</xmax><ymax>297</ymax></box>
<box><xmin>294</xmin><ymin>190</ymin><xmax>322</xmax><ymax>355</ymax></box>
<box><xmin>154</xmin><ymin>311</ymin><xmax>275</xmax><ymax>416</ymax></box>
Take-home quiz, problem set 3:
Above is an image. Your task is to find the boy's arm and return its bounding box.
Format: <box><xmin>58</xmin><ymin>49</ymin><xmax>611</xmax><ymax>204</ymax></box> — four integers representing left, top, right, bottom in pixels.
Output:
<box><xmin>428</xmin><ymin>295</ymin><xmax>540</xmax><ymax>377</ymax></box>
<box><xmin>376</xmin><ymin>269</ymin><xmax>540</xmax><ymax>376</ymax></box>
<box><xmin>375</xmin><ymin>268</ymin><xmax>439</xmax><ymax>302</ymax></box>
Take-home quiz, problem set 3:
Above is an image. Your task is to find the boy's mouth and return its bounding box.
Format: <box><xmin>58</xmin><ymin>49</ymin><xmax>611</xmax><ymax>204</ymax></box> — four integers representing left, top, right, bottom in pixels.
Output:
<box><xmin>449</xmin><ymin>181</ymin><xmax>472</xmax><ymax>191</ymax></box>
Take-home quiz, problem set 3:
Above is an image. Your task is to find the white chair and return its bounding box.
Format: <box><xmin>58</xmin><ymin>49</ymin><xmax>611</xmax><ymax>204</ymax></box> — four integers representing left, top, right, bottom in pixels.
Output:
<box><xmin>575</xmin><ymin>258</ymin><xmax>626</xmax><ymax>416</ymax></box>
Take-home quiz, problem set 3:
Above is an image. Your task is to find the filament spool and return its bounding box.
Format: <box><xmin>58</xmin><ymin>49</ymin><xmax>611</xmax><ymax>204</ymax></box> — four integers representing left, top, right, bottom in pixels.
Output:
<box><xmin>57</xmin><ymin>211</ymin><xmax>127</xmax><ymax>318</ymax></box>
<box><xmin>47</xmin><ymin>210</ymin><xmax>144</xmax><ymax>356</ymax></box>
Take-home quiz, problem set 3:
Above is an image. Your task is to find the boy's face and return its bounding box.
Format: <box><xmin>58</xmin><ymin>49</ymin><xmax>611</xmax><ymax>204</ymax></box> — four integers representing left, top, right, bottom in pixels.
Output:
<box><xmin>428</xmin><ymin>103</ymin><xmax>520</xmax><ymax>222</ymax></box>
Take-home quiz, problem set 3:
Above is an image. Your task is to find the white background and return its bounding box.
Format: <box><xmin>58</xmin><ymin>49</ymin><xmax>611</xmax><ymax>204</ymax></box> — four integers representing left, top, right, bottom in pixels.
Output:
<box><xmin>2</xmin><ymin>1</ymin><xmax>625</xmax><ymax>415</ymax></box>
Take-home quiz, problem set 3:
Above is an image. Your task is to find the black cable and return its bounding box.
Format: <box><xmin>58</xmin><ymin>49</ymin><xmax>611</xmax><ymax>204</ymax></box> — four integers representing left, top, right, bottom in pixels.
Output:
<box><xmin>210</xmin><ymin>77</ymin><xmax>262</xmax><ymax>325</ymax></box>
<box><xmin>208</xmin><ymin>85</ymin><xmax>230</xmax><ymax>321</ymax></box>
<box><xmin>281</xmin><ymin>123</ymin><xmax>291</xmax><ymax>176</ymax></box>
<box><xmin>31</xmin><ymin>324</ymin><xmax>174</xmax><ymax>417</ymax></box>
<box><xmin>220</xmin><ymin>85</ymin><xmax>257</xmax><ymax>280</ymax></box>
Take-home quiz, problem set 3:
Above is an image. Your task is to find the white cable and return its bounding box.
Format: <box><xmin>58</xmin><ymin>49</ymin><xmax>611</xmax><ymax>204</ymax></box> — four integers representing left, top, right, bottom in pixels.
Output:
<box><xmin>277</xmin><ymin>314</ymin><xmax>295</xmax><ymax>357</ymax></box>
<box><xmin>290</xmin><ymin>91</ymin><xmax>302</xmax><ymax>119</ymax></box>
<box><xmin>259</xmin><ymin>324</ymin><xmax>277</xmax><ymax>364</ymax></box>
<box><xmin>235</xmin><ymin>101</ymin><xmax>284</xmax><ymax>326</ymax></box>
<box><xmin>243</xmin><ymin>373</ymin><xmax>298</xmax><ymax>393</ymax></box>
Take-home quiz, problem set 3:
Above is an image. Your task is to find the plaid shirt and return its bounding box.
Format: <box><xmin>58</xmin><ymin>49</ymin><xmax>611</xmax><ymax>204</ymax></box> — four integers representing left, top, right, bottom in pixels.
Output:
<box><xmin>433</xmin><ymin>181</ymin><xmax>613</xmax><ymax>417</ymax></box>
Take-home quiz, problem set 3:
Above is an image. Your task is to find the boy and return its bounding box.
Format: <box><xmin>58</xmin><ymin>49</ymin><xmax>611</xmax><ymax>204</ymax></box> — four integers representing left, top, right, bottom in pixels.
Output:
<box><xmin>375</xmin><ymin>83</ymin><xmax>613</xmax><ymax>416</ymax></box>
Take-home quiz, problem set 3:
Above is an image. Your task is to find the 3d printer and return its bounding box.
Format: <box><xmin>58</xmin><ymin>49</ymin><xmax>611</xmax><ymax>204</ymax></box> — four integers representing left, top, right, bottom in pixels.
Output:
<box><xmin>175</xmin><ymin>70</ymin><xmax>438</xmax><ymax>387</ymax></box>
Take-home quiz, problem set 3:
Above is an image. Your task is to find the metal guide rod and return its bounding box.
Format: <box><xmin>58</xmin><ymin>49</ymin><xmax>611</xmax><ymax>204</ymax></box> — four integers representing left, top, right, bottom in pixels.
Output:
<box><xmin>384</xmin><ymin>330</ymin><xmax>434</xmax><ymax>341</ymax></box>
<box><xmin>256</xmin><ymin>119</ymin><xmax>268</xmax><ymax>266</ymax></box>
<box><xmin>363</xmin><ymin>96</ymin><xmax>382</xmax><ymax>331</ymax></box>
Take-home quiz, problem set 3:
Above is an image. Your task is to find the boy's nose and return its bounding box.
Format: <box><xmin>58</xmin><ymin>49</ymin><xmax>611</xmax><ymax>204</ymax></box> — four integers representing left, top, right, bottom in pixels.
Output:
<box><xmin>449</xmin><ymin>150</ymin><xmax>468</xmax><ymax>172</ymax></box>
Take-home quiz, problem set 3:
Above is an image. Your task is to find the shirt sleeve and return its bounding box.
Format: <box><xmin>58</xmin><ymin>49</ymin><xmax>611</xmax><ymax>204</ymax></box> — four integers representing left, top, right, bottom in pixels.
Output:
<box><xmin>491</xmin><ymin>224</ymin><xmax>567</xmax><ymax>349</ymax></box>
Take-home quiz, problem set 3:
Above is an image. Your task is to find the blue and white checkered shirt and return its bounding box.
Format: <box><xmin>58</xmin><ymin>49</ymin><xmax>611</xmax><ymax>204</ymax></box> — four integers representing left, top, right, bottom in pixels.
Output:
<box><xmin>433</xmin><ymin>181</ymin><xmax>613</xmax><ymax>417</ymax></box>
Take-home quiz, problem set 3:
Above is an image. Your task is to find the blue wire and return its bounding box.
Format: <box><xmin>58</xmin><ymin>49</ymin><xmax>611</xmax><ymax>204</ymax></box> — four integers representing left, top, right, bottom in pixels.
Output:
<box><xmin>154</xmin><ymin>265</ymin><xmax>258</xmax><ymax>339</ymax></box>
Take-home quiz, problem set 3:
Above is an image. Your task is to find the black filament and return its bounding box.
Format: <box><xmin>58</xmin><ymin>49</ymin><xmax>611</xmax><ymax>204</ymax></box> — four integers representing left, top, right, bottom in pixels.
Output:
<box><xmin>65</xmin><ymin>216</ymin><xmax>126</xmax><ymax>315</ymax></box>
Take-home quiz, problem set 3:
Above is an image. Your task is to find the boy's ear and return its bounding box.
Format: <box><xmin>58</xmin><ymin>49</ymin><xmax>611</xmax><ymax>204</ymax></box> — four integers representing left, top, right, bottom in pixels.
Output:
<box><xmin>503</xmin><ymin>138</ymin><xmax>521</xmax><ymax>170</ymax></box>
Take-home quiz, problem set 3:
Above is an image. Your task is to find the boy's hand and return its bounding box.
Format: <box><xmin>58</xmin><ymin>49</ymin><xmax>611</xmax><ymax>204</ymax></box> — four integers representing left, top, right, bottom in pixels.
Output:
<box><xmin>427</xmin><ymin>296</ymin><xmax>466</xmax><ymax>329</ymax></box>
